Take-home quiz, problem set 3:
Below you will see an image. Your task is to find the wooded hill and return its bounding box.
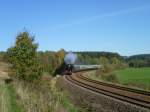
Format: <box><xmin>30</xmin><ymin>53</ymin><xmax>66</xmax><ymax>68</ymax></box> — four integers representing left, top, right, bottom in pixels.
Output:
<box><xmin>1</xmin><ymin>51</ymin><xmax>150</xmax><ymax>71</ymax></box>
<box><xmin>75</xmin><ymin>51</ymin><xmax>124</xmax><ymax>64</ymax></box>
<box><xmin>126</xmin><ymin>54</ymin><xmax>150</xmax><ymax>67</ymax></box>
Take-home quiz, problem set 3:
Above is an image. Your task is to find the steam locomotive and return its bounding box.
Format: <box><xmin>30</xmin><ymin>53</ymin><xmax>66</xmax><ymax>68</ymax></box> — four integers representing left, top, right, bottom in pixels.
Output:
<box><xmin>64</xmin><ymin>52</ymin><xmax>77</xmax><ymax>75</ymax></box>
<box><xmin>64</xmin><ymin>64</ymin><xmax>73</xmax><ymax>75</ymax></box>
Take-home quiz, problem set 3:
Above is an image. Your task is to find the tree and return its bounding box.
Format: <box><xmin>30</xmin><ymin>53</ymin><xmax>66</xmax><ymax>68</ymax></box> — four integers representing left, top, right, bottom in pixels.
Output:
<box><xmin>100</xmin><ymin>57</ymin><xmax>109</xmax><ymax>65</ymax></box>
<box><xmin>56</xmin><ymin>49</ymin><xmax>65</xmax><ymax>66</ymax></box>
<box><xmin>7</xmin><ymin>31</ymin><xmax>41</xmax><ymax>82</ymax></box>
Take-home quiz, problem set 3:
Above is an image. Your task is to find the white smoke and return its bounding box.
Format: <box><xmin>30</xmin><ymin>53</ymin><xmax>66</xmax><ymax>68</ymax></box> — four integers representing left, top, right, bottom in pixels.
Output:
<box><xmin>64</xmin><ymin>52</ymin><xmax>77</xmax><ymax>64</ymax></box>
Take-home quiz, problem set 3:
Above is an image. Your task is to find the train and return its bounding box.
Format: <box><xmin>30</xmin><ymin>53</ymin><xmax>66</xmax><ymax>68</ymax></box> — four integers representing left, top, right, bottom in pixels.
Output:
<box><xmin>64</xmin><ymin>64</ymin><xmax>101</xmax><ymax>75</ymax></box>
<box><xmin>64</xmin><ymin>64</ymin><xmax>73</xmax><ymax>75</ymax></box>
<box><xmin>63</xmin><ymin>52</ymin><xmax>101</xmax><ymax>75</ymax></box>
<box><xmin>64</xmin><ymin>52</ymin><xmax>77</xmax><ymax>75</ymax></box>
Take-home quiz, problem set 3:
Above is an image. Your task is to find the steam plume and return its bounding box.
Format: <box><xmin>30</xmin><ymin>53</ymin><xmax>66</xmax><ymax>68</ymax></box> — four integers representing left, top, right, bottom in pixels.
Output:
<box><xmin>64</xmin><ymin>52</ymin><xmax>77</xmax><ymax>64</ymax></box>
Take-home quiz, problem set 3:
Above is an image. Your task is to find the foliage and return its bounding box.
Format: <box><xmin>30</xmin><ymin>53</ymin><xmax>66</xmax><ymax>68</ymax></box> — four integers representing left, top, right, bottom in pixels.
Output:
<box><xmin>4</xmin><ymin>33</ymin><xmax>150</xmax><ymax>79</ymax></box>
<box><xmin>36</xmin><ymin>50</ymin><xmax>128</xmax><ymax>76</ymax></box>
<box><xmin>101</xmin><ymin>73</ymin><xmax>119</xmax><ymax>83</ymax></box>
<box><xmin>75</xmin><ymin>51</ymin><xmax>128</xmax><ymax>74</ymax></box>
<box><xmin>76</xmin><ymin>52</ymin><xmax>150</xmax><ymax>68</ymax></box>
<box><xmin>75</xmin><ymin>51</ymin><xmax>124</xmax><ymax>64</ymax></box>
<box><xmin>38</xmin><ymin>49</ymin><xmax>65</xmax><ymax>76</ymax></box>
<box><xmin>7</xmin><ymin>31</ymin><xmax>41</xmax><ymax>82</ymax></box>
<box><xmin>94</xmin><ymin>69</ymin><xmax>119</xmax><ymax>83</ymax></box>
<box><xmin>127</xmin><ymin>54</ymin><xmax>150</xmax><ymax>68</ymax></box>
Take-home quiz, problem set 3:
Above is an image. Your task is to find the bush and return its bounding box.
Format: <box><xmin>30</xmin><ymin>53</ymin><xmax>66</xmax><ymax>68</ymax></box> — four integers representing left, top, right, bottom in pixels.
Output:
<box><xmin>7</xmin><ymin>31</ymin><xmax>42</xmax><ymax>82</ymax></box>
<box><xmin>101</xmin><ymin>73</ymin><xmax>118</xmax><ymax>83</ymax></box>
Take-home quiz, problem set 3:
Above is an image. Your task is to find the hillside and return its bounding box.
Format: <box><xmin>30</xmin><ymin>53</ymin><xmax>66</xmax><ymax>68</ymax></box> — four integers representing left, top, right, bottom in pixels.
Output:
<box><xmin>126</xmin><ymin>54</ymin><xmax>150</xmax><ymax>67</ymax></box>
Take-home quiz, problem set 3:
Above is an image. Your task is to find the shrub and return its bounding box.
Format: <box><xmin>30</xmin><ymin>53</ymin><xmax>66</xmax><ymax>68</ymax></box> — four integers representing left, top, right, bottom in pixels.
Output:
<box><xmin>7</xmin><ymin>31</ymin><xmax>42</xmax><ymax>82</ymax></box>
<box><xmin>101</xmin><ymin>73</ymin><xmax>118</xmax><ymax>83</ymax></box>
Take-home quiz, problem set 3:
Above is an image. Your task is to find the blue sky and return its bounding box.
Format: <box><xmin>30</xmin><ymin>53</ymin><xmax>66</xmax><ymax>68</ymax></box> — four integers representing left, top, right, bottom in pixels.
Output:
<box><xmin>0</xmin><ymin>0</ymin><xmax>150</xmax><ymax>56</ymax></box>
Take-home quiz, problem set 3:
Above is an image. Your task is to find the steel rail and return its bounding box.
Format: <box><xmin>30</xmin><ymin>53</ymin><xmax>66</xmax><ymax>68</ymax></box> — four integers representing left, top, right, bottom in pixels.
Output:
<box><xmin>64</xmin><ymin>73</ymin><xmax>150</xmax><ymax>109</ymax></box>
<box><xmin>78</xmin><ymin>73</ymin><xmax>150</xmax><ymax>96</ymax></box>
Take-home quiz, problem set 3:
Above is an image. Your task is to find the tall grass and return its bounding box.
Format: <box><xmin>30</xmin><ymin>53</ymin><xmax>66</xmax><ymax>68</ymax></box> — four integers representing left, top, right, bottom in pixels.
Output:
<box><xmin>0</xmin><ymin>81</ymin><xmax>9</xmax><ymax>112</ymax></box>
<box><xmin>0</xmin><ymin>80</ymin><xmax>23</xmax><ymax>112</ymax></box>
<box><xmin>51</xmin><ymin>77</ymin><xmax>79</xmax><ymax>112</ymax></box>
<box><xmin>13</xmin><ymin>80</ymin><xmax>62</xmax><ymax>112</ymax></box>
<box><xmin>13</xmin><ymin>77</ymin><xmax>79</xmax><ymax>112</ymax></box>
<box><xmin>0</xmin><ymin>61</ymin><xmax>78</xmax><ymax>112</ymax></box>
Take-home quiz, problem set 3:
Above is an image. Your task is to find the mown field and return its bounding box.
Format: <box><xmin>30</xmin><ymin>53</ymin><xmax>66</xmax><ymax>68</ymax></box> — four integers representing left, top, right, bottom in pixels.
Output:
<box><xmin>114</xmin><ymin>67</ymin><xmax>150</xmax><ymax>90</ymax></box>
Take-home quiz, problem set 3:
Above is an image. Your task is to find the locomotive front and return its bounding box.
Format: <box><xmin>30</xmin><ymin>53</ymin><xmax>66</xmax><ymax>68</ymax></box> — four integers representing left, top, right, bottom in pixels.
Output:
<box><xmin>64</xmin><ymin>52</ymin><xmax>77</xmax><ymax>75</ymax></box>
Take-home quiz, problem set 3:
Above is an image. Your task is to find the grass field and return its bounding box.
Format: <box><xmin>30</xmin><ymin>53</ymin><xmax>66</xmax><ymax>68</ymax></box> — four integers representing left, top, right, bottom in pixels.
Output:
<box><xmin>114</xmin><ymin>67</ymin><xmax>150</xmax><ymax>90</ymax></box>
<box><xmin>85</xmin><ymin>68</ymin><xmax>150</xmax><ymax>91</ymax></box>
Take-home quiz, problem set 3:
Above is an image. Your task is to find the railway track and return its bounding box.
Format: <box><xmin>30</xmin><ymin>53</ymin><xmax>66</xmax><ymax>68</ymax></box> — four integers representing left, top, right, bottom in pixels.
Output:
<box><xmin>64</xmin><ymin>71</ymin><xmax>150</xmax><ymax>110</ymax></box>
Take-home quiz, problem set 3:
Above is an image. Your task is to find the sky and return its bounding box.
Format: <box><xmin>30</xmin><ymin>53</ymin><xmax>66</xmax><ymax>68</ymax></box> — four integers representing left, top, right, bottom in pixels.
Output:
<box><xmin>0</xmin><ymin>0</ymin><xmax>150</xmax><ymax>56</ymax></box>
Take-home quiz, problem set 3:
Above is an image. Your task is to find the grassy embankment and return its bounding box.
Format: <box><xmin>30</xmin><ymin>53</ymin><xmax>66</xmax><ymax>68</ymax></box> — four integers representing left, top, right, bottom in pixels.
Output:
<box><xmin>0</xmin><ymin>62</ymin><xmax>23</xmax><ymax>112</ymax></box>
<box><xmin>86</xmin><ymin>67</ymin><xmax>150</xmax><ymax>91</ymax></box>
<box><xmin>0</xmin><ymin>80</ymin><xmax>23</xmax><ymax>112</ymax></box>
<box><xmin>12</xmin><ymin>76</ymin><xmax>79</xmax><ymax>112</ymax></box>
<box><xmin>0</xmin><ymin>61</ymin><xmax>79</xmax><ymax>112</ymax></box>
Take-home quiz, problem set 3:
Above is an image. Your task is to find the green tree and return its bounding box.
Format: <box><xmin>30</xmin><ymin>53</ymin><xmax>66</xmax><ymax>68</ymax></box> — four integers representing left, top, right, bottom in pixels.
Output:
<box><xmin>7</xmin><ymin>31</ymin><xmax>41</xmax><ymax>82</ymax></box>
<box><xmin>56</xmin><ymin>49</ymin><xmax>65</xmax><ymax>66</ymax></box>
<box><xmin>100</xmin><ymin>57</ymin><xmax>109</xmax><ymax>65</ymax></box>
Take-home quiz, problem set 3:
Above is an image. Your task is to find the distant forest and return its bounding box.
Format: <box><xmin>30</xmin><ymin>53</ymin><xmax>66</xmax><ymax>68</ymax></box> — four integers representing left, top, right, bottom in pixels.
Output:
<box><xmin>1</xmin><ymin>51</ymin><xmax>150</xmax><ymax>68</ymax></box>
<box><xmin>126</xmin><ymin>54</ymin><xmax>150</xmax><ymax>67</ymax></box>
<box><xmin>76</xmin><ymin>52</ymin><xmax>150</xmax><ymax>68</ymax></box>
<box><xmin>75</xmin><ymin>51</ymin><xmax>124</xmax><ymax>64</ymax></box>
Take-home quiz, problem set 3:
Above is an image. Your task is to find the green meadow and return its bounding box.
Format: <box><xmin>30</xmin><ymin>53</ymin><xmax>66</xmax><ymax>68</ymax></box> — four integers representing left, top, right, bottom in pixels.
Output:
<box><xmin>114</xmin><ymin>67</ymin><xmax>150</xmax><ymax>90</ymax></box>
